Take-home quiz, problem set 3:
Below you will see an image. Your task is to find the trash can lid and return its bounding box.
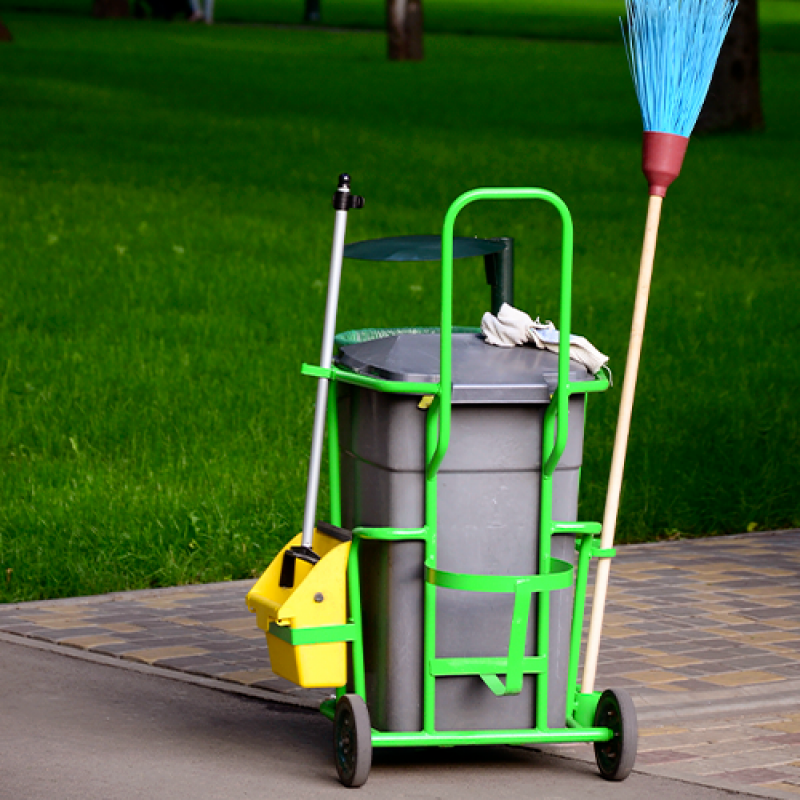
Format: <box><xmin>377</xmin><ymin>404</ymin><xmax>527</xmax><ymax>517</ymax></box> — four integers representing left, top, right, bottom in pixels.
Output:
<box><xmin>343</xmin><ymin>235</ymin><xmax>505</xmax><ymax>262</ymax></box>
<box><xmin>336</xmin><ymin>332</ymin><xmax>594</xmax><ymax>404</ymax></box>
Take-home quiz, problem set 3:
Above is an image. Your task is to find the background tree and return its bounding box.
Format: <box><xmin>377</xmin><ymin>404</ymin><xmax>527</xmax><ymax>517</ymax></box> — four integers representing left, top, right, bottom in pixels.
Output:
<box><xmin>304</xmin><ymin>0</ymin><xmax>320</xmax><ymax>22</ymax></box>
<box><xmin>696</xmin><ymin>0</ymin><xmax>764</xmax><ymax>132</ymax></box>
<box><xmin>387</xmin><ymin>0</ymin><xmax>423</xmax><ymax>60</ymax></box>
<box><xmin>92</xmin><ymin>0</ymin><xmax>129</xmax><ymax>16</ymax></box>
<box><xmin>1</xmin><ymin>18</ymin><xmax>13</xmax><ymax>39</ymax></box>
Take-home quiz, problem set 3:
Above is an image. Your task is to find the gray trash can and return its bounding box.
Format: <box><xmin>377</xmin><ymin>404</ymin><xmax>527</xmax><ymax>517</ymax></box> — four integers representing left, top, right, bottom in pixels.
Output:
<box><xmin>336</xmin><ymin>330</ymin><xmax>595</xmax><ymax>732</ymax></box>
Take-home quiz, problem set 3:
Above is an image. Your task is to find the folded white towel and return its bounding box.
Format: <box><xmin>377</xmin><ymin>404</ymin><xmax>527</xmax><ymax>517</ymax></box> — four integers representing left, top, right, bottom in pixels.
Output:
<box><xmin>481</xmin><ymin>303</ymin><xmax>609</xmax><ymax>375</ymax></box>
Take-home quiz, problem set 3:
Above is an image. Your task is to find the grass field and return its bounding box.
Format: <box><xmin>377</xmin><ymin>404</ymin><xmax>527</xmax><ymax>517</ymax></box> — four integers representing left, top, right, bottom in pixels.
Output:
<box><xmin>0</xmin><ymin>11</ymin><xmax>798</xmax><ymax>602</ymax></box>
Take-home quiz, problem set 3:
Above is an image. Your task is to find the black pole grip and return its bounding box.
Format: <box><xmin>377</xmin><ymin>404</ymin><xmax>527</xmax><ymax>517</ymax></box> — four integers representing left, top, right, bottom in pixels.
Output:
<box><xmin>333</xmin><ymin>173</ymin><xmax>365</xmax><ymax>211</ymax></box>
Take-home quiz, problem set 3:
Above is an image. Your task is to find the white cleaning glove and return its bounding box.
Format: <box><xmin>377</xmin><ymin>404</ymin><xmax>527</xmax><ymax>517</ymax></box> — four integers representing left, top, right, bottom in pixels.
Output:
<box><xmin>480</xmin><ymin>303</ymin><xmax>535</xmax><ymax>347</ymax></box>
<box><xmin>481</xmin><ymin>303</ymin><xmax>609</xmax><ymax>376</ymax></box>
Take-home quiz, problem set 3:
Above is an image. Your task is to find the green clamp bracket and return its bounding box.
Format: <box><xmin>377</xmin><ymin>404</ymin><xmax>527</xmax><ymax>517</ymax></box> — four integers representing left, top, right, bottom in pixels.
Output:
<box><xmin>481</xmin><ymin>673</ymin><xmax>520</xmax><ymax>697</ymax></box>
<box><xmin>267</xmin><ymin>621</ymin><xmax>356</xmax><ymax>646</ymax></box>
<box><xmin>426</xmin><ymin>558</ymin><xmax>573</xmax><ymax>697</ymax></box>
<box><xmin>301</xmin><ymin>363</ymin><xmax>332</xmax><ymax>379</ymax></box>
<box><xmin>557</xmin><ymin>522</ymin><xmax>602</xmax><ymax>538</ymax></box>
<box><xmin>572</xmin><ymin>690</ymin><xmax>604</xmax><ymax>728</ymax></box>
<box><xmin>567</xmin><ymin>525</ymin><xmax>614</xmax><ymax>558</ymax></box>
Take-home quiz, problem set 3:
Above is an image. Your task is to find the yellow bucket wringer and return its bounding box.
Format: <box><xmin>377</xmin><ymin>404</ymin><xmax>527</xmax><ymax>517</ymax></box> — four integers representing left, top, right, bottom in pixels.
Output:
<box><xmin>246</xmin><ymin>524</ymin><xmax>351</xmax><ymax>688</ymax></box>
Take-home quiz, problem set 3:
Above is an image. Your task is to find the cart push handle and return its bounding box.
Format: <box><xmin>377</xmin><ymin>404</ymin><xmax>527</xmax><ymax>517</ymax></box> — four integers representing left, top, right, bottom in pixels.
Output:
<box><xmin>427</xmin><ymin>187</ymin><xmax>575</xmax><ymax>480</ymax></box>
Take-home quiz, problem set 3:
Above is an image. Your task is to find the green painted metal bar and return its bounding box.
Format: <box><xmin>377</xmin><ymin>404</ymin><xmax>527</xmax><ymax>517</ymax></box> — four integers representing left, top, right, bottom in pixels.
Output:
<box><xmin>346</xmin><ymin>536</ymin><xmax>367</xmax><ymax>698</ymax></box>
<box><xmin>430</xmin><ymin>187</ymin><xmax>576</xmax><ymax>480</ymax></box>
<box><xmin>536</xmin><ymin>485</ymin><xmax>552</xmax><ymax>730</ymax></box>
<box><xmin>503</xmin><ymin>583</ymin><xmax>535</xmax><ymax>695</ymax></box>
<box><xmin>423</xmin><ymin>396</ymin><xmax>440</xmax><ymax>733</ymax></box>
<box><xmin>592</xmin><ymin>545</ymin><xmax>617</xmax><ymax>558</ymax></box>
<box><xmin>540</xmin><ymin>362</ymin><xmax>607</xmax><ymax>724</ymax></box>
<box><xmin>267</xmin><ymin>621</ymin><xmax>356</xmax><ymax>646</ymax></box>
<box><xmin>353</xmin><ymin>526</ymin><xmax>429</xmax><ymax>542</ymax></box>
<box><xmin>371</xmin><ymin>727</ymin><xmax>613</xmax><ymax>748</ymax></box>
<box><xmin>425</xmin><ymin>558</ymin><xmax>573</xmax><ymax>594</ymax></box>
<box><xmin>326</xmin><ymin>377</ymin><xmax>342</xmax><ymax>528</ymax></box>
<box><xmin>314</xmin><ymin>360</ymin><xmax>603</xmax><ymax>406</ymax></box>
<box><xmin>320</xmin><ymin>697</ymin><xmax>336</xmax><ymax>721</ymax></box>
<box><xmin>575</xmin><ymin>375</ymin><xmax>611</xmax><ymax>394</ymax></box>
<box><xmin>481</xmin><ymin>674</ymin><xmax>508</xmax><ymax>697</ymax></box>
<box><xmin>301</xmin><ymin>363</ymin><xmax>330</xmax><ymax>379</ymax></box>
<box><xmin>430</xmin><ymin>655</ymin><xmax>546</xmax><ymax>677</ymax></box>
<box><xmin>537</xmin><ymin>404</ymin><xmax>558</xmax><ymax>732</ymax></box>
<box><xmin>543</xmin><ymin>192</ymin><xmax>574</xmax><ymax>479</ymax></box>
<box><xmin>524</xmin><ymin>189</ymin><xmax>576</xmax><ymax>729</ymax></box>
<box><xmin>563</xmin><ymin>372</ymin><xmax>611</xmax><ymax>399</ymax></box>
<box><xmin>566</xmin><ymin>534</ymin><xmax>595</xmax><ymax>717</ymax></box>
<box><xmin>570</xmin><ymin>691</ymin><xmax>604</xmax><ymax>728</ymax></box>
<box><xmin>331</xmin><ymin>368</ymin><xmax>440</xmax><ymax>397</ymax></box>
<box><xmin>540</xmin><ymin>393</ymin><xmax>560</xmax><ymax>483</ymax></box>
<box><xmin>553</xmin><ymin>522</ymin><xmax>602</xmax><ymax>536</ymax></box>
<box><xmin>318</xmin><ymin>702</ymin><xmax>613</xmax><ymax>741</ymax></box>
<box><xmin>303</xmin><ymin>363</ymin><xmax>440</xmax><ymax>397</ymax></box>
<box><xmin>432</xmin><ymin>186</ymin><xmax>578</xmax><ymax>734</ymax></box>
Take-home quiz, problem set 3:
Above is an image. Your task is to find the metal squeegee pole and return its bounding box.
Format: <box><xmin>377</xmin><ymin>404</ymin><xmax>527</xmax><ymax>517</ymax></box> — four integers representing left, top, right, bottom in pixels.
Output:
<box><xmin>301</xmin><ymin>203</ymin><xmax>350</xmax><ymax>550</ymax></box>
<box><xmin>582</xmin><ymin>194</ymin><xmax>663</xmax><ymax>693</ymax></box>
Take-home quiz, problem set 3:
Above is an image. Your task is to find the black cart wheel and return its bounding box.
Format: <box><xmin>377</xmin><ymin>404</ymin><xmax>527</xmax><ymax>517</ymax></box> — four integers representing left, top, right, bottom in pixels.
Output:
<box><xmin>593</xmin><ymin>688</ymin><xmax>638</xmax><ymax>781</ymax></box>
<box><xmin>333</xmin><ymin>694</ymin><xmax>372</xmax><ymax>788</ymax></box>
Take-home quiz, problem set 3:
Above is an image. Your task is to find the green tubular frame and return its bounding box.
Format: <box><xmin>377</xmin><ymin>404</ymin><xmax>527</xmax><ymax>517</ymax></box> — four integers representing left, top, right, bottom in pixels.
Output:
<box><xmin>311</xmin><ymin>188</ymin><xmax>613</xmax><ymax>746</ymax></box>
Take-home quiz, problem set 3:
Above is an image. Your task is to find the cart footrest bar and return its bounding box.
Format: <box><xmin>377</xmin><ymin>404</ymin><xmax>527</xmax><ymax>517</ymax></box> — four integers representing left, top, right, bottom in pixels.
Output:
<box><xmin>430</xmin><ymin>655</ymin><xmax>546</xmax><ymax>678</ymax></box>
<box><xmin>371</xmin><ymin>727</ymin><xmax>613</xmax><ymax>748</ymax></box>
<box><xmin>267</xmin><ymin>621</ymin><xmax>356</xmax><ymax>646</ymax></box>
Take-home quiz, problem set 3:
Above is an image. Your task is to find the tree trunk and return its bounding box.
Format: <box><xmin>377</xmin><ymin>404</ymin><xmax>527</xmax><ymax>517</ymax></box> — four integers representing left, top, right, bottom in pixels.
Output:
<box><xmin>696</xmin><ymin>0</ymin><xmax>764</xmax><ymax>133</ymax></box>
<box><xmin>0</xmin><ymin>18</ymin><xmax>13</xmax><ymax>40</ymax></box>
<box><xmin>304</xmin><ymin>0</ymin><xmax>320</xmax><ymax>23</ymax></box>
<box><xmin>386</xmin><ymin>0</ymin><xmax>423</xmax><ymax>61</ymax></box>
<box><xmin>93</xmin><ymin>0</ymin><xmax>129</xmax><ymax>16</ymax></box>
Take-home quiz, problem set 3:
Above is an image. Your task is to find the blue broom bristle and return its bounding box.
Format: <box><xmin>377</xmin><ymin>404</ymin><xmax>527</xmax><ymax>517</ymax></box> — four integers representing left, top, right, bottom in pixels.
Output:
<box><xmin>621</xmin><ymin>0</ymin><xmax>738</xmax><ymax>137</ymax></box>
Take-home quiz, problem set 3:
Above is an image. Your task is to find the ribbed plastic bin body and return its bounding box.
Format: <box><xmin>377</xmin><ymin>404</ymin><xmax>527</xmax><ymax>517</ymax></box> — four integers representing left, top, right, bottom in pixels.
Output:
<box><xmin>336</xmin><ymin>332</ymin><xmax>594</xmax><ymax>732</ymax></box>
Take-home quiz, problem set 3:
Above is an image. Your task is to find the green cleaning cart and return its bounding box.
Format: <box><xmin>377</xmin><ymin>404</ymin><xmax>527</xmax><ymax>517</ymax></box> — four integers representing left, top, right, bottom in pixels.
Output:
<box><xmin>247</xmin><ymin>175</ymin><xmax>637</xmax><ymax>787</ymax></box>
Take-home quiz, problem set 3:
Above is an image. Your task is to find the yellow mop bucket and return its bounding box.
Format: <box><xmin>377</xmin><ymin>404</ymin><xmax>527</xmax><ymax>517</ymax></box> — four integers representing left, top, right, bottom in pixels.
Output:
<box><xmin>246</xmin><ymin>524</ymin><xmax>352</xmax><ymax>688</ymax></box>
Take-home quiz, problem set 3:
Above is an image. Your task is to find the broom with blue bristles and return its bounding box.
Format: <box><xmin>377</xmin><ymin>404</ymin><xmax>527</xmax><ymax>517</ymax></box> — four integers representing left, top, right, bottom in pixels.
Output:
<box><xmin>581</xmin><ymin>0</ymin><xmax>737</xmax><ymax>696</ymax></box>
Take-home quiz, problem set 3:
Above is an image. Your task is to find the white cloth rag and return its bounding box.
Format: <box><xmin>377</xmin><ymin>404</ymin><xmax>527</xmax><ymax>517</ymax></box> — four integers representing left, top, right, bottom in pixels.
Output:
<box><xmin>481</xmin><ymin>303</ymin><xmax>609</xmax><ymax>375</ymax></box>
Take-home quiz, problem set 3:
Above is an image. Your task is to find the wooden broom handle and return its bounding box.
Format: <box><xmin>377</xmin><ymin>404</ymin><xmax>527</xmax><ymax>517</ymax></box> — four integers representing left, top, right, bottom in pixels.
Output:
<box><xmin>581</xmin><ymin>194</ymin><xmax>663</xmax><ymax>695</ymax></box>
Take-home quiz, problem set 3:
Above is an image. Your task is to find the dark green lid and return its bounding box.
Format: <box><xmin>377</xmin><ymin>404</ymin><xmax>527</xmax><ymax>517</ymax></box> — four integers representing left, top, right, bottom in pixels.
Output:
<box><xmin>343</xmin><ymin>235</ymin><xmax>505</xmax><ymax>262</ymax></box>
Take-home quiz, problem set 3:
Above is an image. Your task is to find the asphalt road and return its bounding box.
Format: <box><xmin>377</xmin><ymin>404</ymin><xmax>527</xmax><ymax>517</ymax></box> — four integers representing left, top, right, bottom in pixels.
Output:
<box><xmin>1</xmin><ymin>638</ymin><xmax>760</xmax><ymax>800</ymax></box>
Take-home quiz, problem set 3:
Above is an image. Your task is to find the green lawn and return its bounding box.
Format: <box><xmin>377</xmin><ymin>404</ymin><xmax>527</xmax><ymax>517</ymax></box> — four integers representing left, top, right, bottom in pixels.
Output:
<box><xmin>0</xmin><ymin>12</ymin><xmax>798</xmax><ymax>602</ymax></box>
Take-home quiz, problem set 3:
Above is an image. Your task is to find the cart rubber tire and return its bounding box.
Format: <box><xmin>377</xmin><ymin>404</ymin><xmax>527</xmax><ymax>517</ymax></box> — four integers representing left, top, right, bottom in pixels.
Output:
<box><xmin>334</xmin><ymin>694</ymin><xmax>372</xmax><ymax>788</ymax></box>
<box><xmin>593</xmin><ymin>688</ymin><xmax>638</xmax><ymax>781</ymax></box>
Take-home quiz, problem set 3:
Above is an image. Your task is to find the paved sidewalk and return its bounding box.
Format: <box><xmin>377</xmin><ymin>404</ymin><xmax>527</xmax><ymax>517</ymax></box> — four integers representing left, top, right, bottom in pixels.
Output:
<box><xmin>3</xmin><ymin>640</ymin><xmax>764</xmax><ymax>800</ymax></box>
<box><xmin>2</xmin><ymin>530</ymin><xmax>800</xmax><ymax>797</ymax></box>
